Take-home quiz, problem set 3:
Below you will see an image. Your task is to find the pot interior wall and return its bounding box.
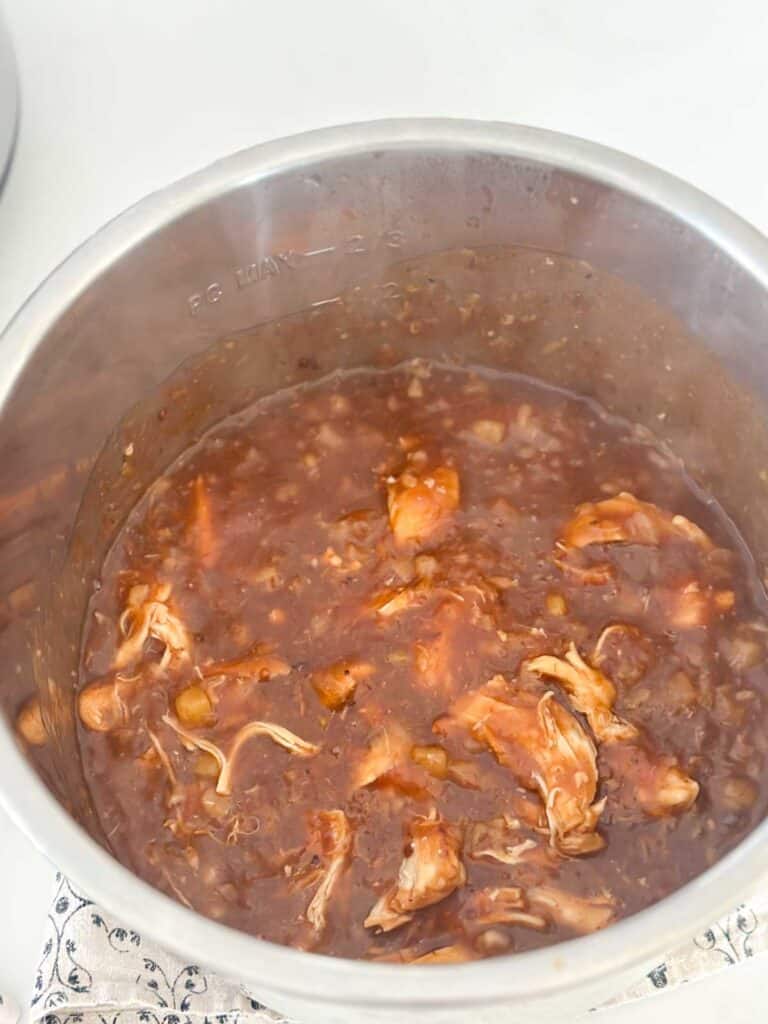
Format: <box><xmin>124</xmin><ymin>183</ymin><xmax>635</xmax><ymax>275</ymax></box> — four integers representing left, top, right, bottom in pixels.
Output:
<box><xmin>2</xmin><ymin>145</ymin><xmax>768</xmax><ymax>837</ymax></box>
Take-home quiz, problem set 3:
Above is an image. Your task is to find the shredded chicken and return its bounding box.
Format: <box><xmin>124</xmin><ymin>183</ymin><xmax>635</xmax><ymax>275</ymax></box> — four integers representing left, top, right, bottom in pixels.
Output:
<box><xmin>161</xmin><ymin>714</ymin><xmax>227</xmax><ymax>776</ymax></box>
<box><xmin>222</xmin><ymin>721</ymin><xmax>319</xmax><ymax>791</ymax></box>
<box><xmin>527</xmin><ymin>885</ymin><xmax>616</xmax><ymax>934</ymax></box>
<box><xmin>465</xmin><ymin>816</ymin><xmax>549</xmax><ymax>867</ymax></box>
<box><xmin>201</xmin><ymin>647</ymin><xmax>291</xmax><ymax>681</ymax></box>
<box><xmin>386</xmin><ymin>465</ymin><xmax>460</xmax><ymax>546</ymax></box>
<box><xmin>435</xmin><ymin>676</ymin><xmax>604</xmax><ymax>855</ymax></box>
<box><xmin>114</xmin><ymin>583</ymin><xmax>191</xmax><ymax>670</ymax></box>
<box><xmin>461</xmin><ymin>887</ymin><xmax>547</xmax><ymax>931</ymax></box>
<box><xmin>364</xmin><ymin>815</ymin><xmax>466</xmax><ymax>932</ymax></box>
<box><xmin>158</xmin><ymin>867</ymin><xmax>194</xmax><ymax>909</ymax></box>
<box><xmin>372</xmin><ymin>579</ymin><xmax>467</xmax><ymax>620</ymax></box>
<box><xmin>69</xmin><ymin>360</ymin><xmax>768</xmax><ymax>964</ymax></box>
<box><xmin>146</xmin><ymin>729</ymin><xmax>181</xmax><ymax>805</ymax></box>
<box><xmin>373</xmin><ymin>581</ymin><xmax>433</xmax><ymax>618</ymax></box>
<box><xmin>528</xmin><ymin>644</ymin><xmax>699</xmax><ymax>817</ymax></box>
<box><xmin>527</xmin><ymin>644</ymin><xmax>639</xmax><ymax>743</ymax></box>
<box><xmin>311</xmin><ymin>660</ymin><xmax>373</xmax><ymax>711</ymax></box>
<box><xmin>305</xmin><ymin>810</ymin><xmax>353</xmax><ymax>939</ymax></box>
<box><xmin>560</xmin><ymin>492</ymin><xmax>713</xmax><ymax>552</ymax></box>
<box><xmin>162</xmin><ymin>714</ymin><xmax>319</xmax><ymax>795</ymax></box>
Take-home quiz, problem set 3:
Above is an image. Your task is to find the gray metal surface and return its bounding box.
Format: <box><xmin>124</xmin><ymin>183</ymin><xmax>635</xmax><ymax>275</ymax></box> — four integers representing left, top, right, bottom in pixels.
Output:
<box><xmin>2</xmin><ymin>120</ymin><xmax>768</xmax><ymax>1022</ymax></box>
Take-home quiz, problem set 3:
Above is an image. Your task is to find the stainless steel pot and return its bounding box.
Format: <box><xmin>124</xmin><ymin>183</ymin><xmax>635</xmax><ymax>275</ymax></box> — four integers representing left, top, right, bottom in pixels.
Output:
<box><xmin>0</xmin><ymin>7</ymin><xmax>19</xmax><ymax>189</ymax></box>
<box><xmin>3</xmin><ymin>120</ymin><xmax>768</xmax><ymax>1023</ymax></box>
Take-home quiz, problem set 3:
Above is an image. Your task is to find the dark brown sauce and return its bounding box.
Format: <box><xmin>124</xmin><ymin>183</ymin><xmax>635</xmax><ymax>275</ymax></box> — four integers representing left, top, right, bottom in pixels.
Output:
<box><xmin>77</xmin><ymin>362</ymin><xmax>768</xmax><ymax>962</ymax></box>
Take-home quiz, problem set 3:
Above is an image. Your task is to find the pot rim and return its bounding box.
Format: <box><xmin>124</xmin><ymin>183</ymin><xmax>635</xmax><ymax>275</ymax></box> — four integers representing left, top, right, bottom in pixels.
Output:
<box><xmin>2</xmin><ymin>118</ymin><xmax>768</xmax><ymax>1007</ymax></box>
<box><xmin>0</xmin><ymin>8</ymin><xmax>19</xmax><ymax>193</ymax></box>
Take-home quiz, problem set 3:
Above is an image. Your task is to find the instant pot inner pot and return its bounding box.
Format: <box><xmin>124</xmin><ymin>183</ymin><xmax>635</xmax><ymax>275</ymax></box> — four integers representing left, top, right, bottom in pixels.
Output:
<box><xmin>3</xmin><ymin>147</ymin><xmax>768</xmax><ymax>851</ymax></box>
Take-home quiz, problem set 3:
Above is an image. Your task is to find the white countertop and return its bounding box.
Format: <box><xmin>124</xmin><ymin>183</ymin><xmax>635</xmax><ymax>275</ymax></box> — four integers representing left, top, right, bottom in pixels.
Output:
<box><xmin>2</xmin><ymin>0</ymin><xmax>768</xmax><ymax>1019</ymax></box>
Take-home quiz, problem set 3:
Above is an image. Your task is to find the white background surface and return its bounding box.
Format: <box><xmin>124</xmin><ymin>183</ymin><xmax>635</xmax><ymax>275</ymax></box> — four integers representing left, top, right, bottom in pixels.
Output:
<box><xmin>1</xmin><ymin>0</ymin><xmax>768</xmax><ymax>1020</ymax></box>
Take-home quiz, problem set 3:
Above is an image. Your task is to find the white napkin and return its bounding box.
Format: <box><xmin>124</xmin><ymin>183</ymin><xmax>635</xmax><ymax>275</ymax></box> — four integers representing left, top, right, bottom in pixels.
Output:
<box><xmin>19</xmin><ymin>874</ymin><xmax>768</xmax><ymax>1022</ymax></box>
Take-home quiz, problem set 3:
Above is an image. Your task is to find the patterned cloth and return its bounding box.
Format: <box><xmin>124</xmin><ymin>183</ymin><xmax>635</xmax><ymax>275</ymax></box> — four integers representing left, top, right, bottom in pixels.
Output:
<box><xmin>14</xmin><ymin>874</ymin><xmax>768</xmax><ymax>1023</ymax></box>
<box><xmin>27</xmin><ymin>876</ymin><xmax>282</xmax><ymax>1024</ymax></box>
<box><xmin>600</xmin><ymin>891</ymin><xmax>768</xmax><ymax>1006</ymax></box>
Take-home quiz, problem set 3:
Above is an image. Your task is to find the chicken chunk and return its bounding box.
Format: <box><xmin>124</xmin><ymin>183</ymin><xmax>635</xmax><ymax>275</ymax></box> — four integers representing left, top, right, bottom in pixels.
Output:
<box><xmin>560</xmin><ymin>492</ymin><xmax>713</xmax><ymax>552</ymax></box>
<box><xmin>353</xmin><ymin>721</ymin><xmax>413</xmax><ymax>790</ymax></box>
<box><xmin>114</xmin><ymin>582</ymin><xmax>191</xmax><ymax>670</ymax></box>
<box><xmin>436</xmin><ymin>677</ymin><xmax>604</xmax><ymax>855</ymax></box>
<box><xmin>654</xmin><ymin>579</ymin><xmax>735</xmax><ymax>630</ymax></box>
<box><xmin>602</xmin><ymin>743</ymin><xmax>699</xmax><ymax>817</ymax></box>
<box><xmin>461</xmin><ymin>887</ymin><xmax>547</xmax><ymax>931</ymax></box>
<box><xmin>311</xmin><ymin>660</ymin><xmax>374</xmax><ymax>711</ymax></box>
<box><xmin>527</xmin><ymin>644</ymin><xmax>639</xmax><ymax>743</ymax></box>
<box><xmin>364</xmin><ymin>815</ymin><xmax>466</xmax><ymax>932</ymax></box>
<box><xmin>353</xmin><ymin>722</ymin><xmax>434</xmax><ymax>798</ymax></box>
<box><xmin>527</xmin><ymin>885</ymin><xmax>616</xmax><ymax>934</ymax></box>
<box><xmin>386</xmin><ymin>465</ymin><xmax>460</xmax><ymax>546</ymax></box>
<box><xmin>304</xmin><ymin>810</ymin><xmax>353</xmax><ymax>940</ymax></box>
